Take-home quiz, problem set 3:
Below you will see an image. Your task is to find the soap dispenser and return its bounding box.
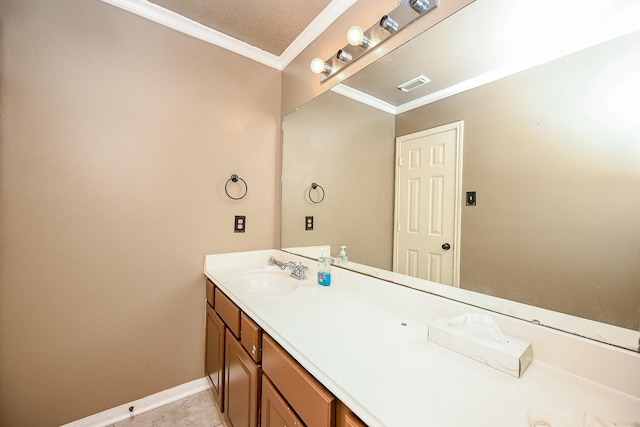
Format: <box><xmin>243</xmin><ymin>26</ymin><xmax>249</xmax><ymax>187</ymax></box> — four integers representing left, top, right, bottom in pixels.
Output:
<box><xmin>317</xmin><ymin>250</ymin><xmax>332</xmax><ymax>286</ymax></box>
<box><xmin>337</xmin><ymin>246</ymin><xmax>348</xmax><ymax>266</ymax></box>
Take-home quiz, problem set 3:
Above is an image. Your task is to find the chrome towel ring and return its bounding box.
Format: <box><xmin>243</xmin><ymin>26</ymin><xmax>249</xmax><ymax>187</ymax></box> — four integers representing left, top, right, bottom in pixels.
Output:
<box><xmin>309</xmin><ymin>182</ymin><xmax>325</xmax><ymax>204</ymax></box>
<box><xmin>225</xmin><ymin>174</ymin><xmax>248</xmax><ymax>200</ymax></box>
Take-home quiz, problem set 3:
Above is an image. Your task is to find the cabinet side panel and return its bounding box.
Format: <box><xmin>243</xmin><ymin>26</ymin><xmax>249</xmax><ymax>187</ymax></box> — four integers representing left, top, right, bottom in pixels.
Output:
<box><xmin>206</xmin><ymin>304</ymin><xmax>226</xmax><ymax>410</ymax></box>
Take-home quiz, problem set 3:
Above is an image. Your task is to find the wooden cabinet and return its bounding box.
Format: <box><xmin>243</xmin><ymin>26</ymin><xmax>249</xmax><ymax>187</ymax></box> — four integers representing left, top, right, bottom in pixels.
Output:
<box><xmin>205</xmin><ymin>277</ymin><xmax>366</xmax><ymax>427</ymax></box>
<box><xmin>262</xmin><ymin>334</ymin><xmax>335</xmax><ymax>427</ymax></box>
<box><xmin>206</xmin><ymin>279</ymin><xmax>261</xmax><ymax>427</ymax></box>
<box><xmin>261</xmin><ymin>375</ymin><xmax>304</xmax><ymax>427</ymax></box>
<box><xmin>225</xmin><ymin>329</ymin><xmax>260</xmax><ymax>427</ymax></box>
<box><xmin>205</xmin><ymin>298</ymin><xmax>226</xmax><ymax>409</ymax></box>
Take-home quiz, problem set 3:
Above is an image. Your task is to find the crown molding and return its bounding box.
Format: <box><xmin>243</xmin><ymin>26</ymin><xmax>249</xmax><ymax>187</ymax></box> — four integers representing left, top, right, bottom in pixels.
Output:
<box><xmin>100</xmin><ymin>0</ymin><xmax>357</xmax><ymax>71</ymax></box>
<box><xmin>279</xmin><ymin>0</ymin><xmax>358</xmax><ymax>69</ymax></box>
<box><xmin>331</xmin><ymin>84</ymin><xmax>397</xmax><ymax>115</ymax></box>
<box><xmin>100</xmin><ymin>0</ymin><xmax>281</xmax><ymax>68</ymax></box>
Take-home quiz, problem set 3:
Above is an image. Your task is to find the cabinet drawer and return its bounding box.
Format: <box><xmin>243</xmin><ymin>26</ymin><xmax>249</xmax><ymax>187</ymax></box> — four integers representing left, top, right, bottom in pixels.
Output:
<box><xmin>262</xmin><ymin>334</ymin><xmax>334</xmax><ymax>427</ymax></box>
<box><xmin>214</xmin><ymin>287</ymin><xmax>241</xmax><ymax>338</ymax></box>
<box><xmin>206</xmin><ymin>278</ymin><xmax>215</xmax><ymax>307</ymax></box>
<box><xmin>261</xmin><ymin>375</ymin><xmax>304</xmax><ymax>427</ymax></box>
<box><xmin>241</xmin><ymin>312</ymin><xmax>262</xmax><ymax>363</ymax></box>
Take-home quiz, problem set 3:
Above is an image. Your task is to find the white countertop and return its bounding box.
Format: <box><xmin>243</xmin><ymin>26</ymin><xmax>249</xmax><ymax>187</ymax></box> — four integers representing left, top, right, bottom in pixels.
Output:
<box><xmin>204</xmin><ymin>250</ymin><xmax>640</xmax><ymax>427</ymax></box>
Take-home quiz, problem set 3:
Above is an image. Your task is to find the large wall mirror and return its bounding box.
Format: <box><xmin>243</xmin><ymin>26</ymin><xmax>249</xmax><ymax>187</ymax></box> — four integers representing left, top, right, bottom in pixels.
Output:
<box><xmin>282</xmin><ymin>0</ymin><xmax>640</xmax><ymax>351</ymax></box>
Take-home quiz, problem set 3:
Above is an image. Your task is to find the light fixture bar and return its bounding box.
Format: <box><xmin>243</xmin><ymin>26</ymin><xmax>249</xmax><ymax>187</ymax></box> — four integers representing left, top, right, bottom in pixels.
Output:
<box><xmin>310</xmin><ymin>0</ymin><xmax>439</xmax><ymax>82</ymax></box>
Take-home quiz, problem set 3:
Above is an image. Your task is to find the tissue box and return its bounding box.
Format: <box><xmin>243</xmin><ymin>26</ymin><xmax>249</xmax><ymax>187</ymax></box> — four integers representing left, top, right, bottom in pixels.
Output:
<box><xmin>428</xmin><ymin>316</ymin><xmax>532</xmax><ymax>377</ymax></box>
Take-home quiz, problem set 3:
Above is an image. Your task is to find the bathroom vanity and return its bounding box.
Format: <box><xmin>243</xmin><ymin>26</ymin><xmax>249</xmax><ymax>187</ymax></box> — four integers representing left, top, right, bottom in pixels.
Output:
<box><xmin>204</xmin><ymin>249</ymin><xmax>640</xmax><ymax>427</ymax></box>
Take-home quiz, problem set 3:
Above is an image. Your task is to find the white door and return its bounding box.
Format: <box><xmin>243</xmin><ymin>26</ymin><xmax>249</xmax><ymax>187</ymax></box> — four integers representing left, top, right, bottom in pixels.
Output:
<box><xmin>393</xmin><ymin>121</ymin><xmax>463</xmax><ymax>286</ymax></box>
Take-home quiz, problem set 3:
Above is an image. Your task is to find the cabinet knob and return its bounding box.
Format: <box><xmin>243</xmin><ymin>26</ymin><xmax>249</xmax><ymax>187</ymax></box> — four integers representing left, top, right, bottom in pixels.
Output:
<box><xmin>252</xmin><ymin>345</ymin><xmax>256</xmax><ymax>355</ymax></box>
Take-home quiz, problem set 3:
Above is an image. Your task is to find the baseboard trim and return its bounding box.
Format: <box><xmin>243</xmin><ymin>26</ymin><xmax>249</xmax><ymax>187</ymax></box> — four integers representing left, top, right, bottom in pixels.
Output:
<box><xmin>61</xmin><ymin>377</ymin><xmax>211</xmax><ymax>427</ymax></box>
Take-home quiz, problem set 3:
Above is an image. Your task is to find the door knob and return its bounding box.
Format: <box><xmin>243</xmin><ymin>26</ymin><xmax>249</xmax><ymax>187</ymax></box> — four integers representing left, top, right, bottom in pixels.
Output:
<box><xmin>442</xmin><ymin>243</ymin><xmax>451</xmax><ymax>250</ymax></box>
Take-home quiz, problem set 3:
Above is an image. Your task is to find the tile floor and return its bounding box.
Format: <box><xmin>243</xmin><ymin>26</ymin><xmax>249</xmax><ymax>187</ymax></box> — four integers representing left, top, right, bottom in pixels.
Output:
<box><xmin>109</xmin><ymin>389</ymin><xmax>228</xmax><ymax>427</ymax></box>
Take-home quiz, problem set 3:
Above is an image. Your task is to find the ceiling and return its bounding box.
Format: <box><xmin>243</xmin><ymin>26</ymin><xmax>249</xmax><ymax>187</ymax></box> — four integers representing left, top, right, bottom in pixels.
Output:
<box><xmin>102</xmin><ymin>0</ymin><xmax>356</xmax><ymax>70</ymax></box>
<box><xmin>148</xmin><ymin>0</ymin><xmax>332</xmax><ymax>56</ymax></box>
<box><xmin>103</xmin><ymin>0</ymin><xmax>640</xmax><ymax>114</ymax></box>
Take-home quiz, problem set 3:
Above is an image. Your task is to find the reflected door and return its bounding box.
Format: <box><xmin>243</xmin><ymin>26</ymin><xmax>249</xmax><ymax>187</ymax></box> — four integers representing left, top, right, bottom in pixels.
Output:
<box><xmin>393</xmin><ymin>121</ymin><xmax>463</xmax><ymax>286</ymax></box>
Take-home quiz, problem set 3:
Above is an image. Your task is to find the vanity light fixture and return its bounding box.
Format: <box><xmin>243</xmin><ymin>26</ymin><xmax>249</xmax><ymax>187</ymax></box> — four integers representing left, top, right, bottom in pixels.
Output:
<box><xmin>336</xmin><ymin>49</ymin><xmax>353</xmax><ymax>63</ymax></box>
<box><xmin>347</xmin><ymin>26</ymin><xmax>372</xmax><ymax>48</ymax></box>
<box><xmin>310</xmin><ymin>57</ymin><xmax>333</xmax><ymax>75</ymax></box>
<box><xmin>309</xmin><ymin>0</ymin><xmax>438</xmax><ymax>82</ymax></box>
<box><xmin>379</xmin><ymin>15</ymin><xmax>399</xmax><ymax>34</ymax></box>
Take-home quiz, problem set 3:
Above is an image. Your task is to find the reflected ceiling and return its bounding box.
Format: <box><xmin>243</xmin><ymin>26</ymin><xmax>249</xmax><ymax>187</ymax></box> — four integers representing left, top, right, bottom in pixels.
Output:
<box><xmin>339</xmin><ymin>0</ymin><xmax>640</xmax><ymax>112</ymax></box>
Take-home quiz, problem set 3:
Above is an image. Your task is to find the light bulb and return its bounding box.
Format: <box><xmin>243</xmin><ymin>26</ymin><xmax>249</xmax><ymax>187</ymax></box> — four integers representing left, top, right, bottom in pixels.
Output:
<box><xmin>310</xmin><ymin>57</ymin><xmax>326</xmax><ymax>74</ymax></box>
<box><xmin>347</xmin><ymin>25</ymin><xmax>372</xmax><ymax>48</ymax></box>
<box><xmin>347</xmin><ymin>26</ymin><xmax>364</xmax><ymax>46</ymax></box>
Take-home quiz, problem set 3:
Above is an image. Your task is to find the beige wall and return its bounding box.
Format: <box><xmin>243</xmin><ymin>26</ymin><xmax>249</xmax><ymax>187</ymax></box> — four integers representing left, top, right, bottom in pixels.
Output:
<box><xmin>0</xmin><ymin>0</ymin><xmax>280</xmax><ymax>426</ymax></box>
<box><xmin>281</xmin><ymin>91</ymin><xmax>395</xmax><ymax>269</ymax></box>
<box><xmin>396</xmin><ymin>31</ymin><xmax>640</xmax><ymax>329</ymax></box>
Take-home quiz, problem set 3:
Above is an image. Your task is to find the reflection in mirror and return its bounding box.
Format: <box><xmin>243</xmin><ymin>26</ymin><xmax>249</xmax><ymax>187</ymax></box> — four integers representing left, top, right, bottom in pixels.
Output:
<box><xmin>281</xmin><ymin>0</ymin><xmax>640</xmax><ymax>351</ymax></box>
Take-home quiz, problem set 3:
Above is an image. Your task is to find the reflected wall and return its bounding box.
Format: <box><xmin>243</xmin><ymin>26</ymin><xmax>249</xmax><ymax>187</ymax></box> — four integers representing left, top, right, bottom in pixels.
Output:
<box><xmin>283</xmin><ymin>31</ymin><xmax>640</xmax><ymax>331</ymax></box>
<box><xmin>282</xmin><ymin>91</ymin><xmax>396</xmax><ymax>270</ymax></box>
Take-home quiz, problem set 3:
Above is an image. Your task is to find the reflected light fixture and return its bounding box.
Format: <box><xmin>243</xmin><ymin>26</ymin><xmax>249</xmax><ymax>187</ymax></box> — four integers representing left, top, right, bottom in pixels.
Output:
<box><xmin>347</xmin><ymin>26</ymin><xmax>372</xmax><ymax>48</ymax></box>
<box><xmin>379</xmin><ymin>15</ymin><xmax>399</xmax><ymax>34</ymax></box>
<box><xmin>310</xmin><ymin>57</ymin><xmax>332</xmax><ymax>74</ymax></box>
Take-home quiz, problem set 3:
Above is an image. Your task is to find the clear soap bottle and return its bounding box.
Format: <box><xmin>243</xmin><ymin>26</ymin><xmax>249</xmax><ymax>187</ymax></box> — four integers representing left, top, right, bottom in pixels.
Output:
<box><xmin>317</xmin><ymin>251</ymin><xmax>332</xmax><ymax>286</ymax></box>
<box><xmin>337</xmin><ymin>246</ymin><xmax>348</xmax><ymax>266</ymax></box>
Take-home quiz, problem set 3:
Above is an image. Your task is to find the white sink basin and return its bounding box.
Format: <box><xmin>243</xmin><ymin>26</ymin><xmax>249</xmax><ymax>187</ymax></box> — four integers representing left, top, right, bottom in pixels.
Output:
<box><xmin>232</xmin><ymin>269</ymin><xmax>299</xmax><ymax>296</ymax></box>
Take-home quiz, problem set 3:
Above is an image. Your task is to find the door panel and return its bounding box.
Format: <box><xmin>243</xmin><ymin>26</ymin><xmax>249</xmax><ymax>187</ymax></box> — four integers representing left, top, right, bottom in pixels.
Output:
<box><xmin>394</xmin><ymin>121</ymin><xmax>463</xmax><ymax>286</ymax></box>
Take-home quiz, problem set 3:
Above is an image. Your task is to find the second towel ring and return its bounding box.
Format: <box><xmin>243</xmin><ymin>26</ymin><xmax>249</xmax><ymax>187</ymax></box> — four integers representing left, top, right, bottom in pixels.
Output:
<box><xmin>225</xmin><ymin>174</ymin><xmax>248</xmax><ymax>200</ymax></box>
<box><xmin>309</xmin><ymin>182</ymin><xmax>325</xmax><ymax>204</ymax></box>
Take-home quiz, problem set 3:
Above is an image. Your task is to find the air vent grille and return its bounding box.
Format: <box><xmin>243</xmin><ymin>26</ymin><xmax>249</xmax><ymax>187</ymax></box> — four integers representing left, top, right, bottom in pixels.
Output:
<box><xmin>398</xmin><ymin>75</ymin><xmax>431</xmax><ymax>92</ymax></box>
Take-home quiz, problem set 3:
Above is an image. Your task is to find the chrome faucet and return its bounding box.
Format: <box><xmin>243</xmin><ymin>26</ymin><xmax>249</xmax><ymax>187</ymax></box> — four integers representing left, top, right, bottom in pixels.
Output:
<box><xmin>268</xmin><ymin>256</ymin><xmax>309</xmax><ymax>280</ymax></box>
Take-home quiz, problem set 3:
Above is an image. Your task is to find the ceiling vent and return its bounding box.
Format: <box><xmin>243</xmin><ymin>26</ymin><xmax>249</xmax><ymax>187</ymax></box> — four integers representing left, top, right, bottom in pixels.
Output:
<box><xmin>398</xmin><ymin>75</ymin><xmax>431</xmax><ymax>92</ymax></box>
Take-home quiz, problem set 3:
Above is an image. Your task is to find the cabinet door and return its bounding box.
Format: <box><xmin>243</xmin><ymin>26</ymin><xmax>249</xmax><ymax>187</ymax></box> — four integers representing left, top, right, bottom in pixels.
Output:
<box><xmin>261</xmin><ymin>375</ymin><xmax>304</xmax><ymax>427</ymax></box>
<box><xmin>225</xmin><ymin>329</ymin><xmax>260</xmax><ymax>427</ymax></box>
<box><xmin>206</xmin><ymin>303</ymin><xmax>226</xmax><ymax>410</ymax></box>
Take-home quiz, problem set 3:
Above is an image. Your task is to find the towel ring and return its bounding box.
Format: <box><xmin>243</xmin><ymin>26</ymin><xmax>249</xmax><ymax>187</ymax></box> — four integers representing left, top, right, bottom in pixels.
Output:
<box><xmin>225</xmin><ymin>174</ymin><xmax>248</xmax><ymax>200</ymax></box>
<box><xmin>308</xmin><ymin>182</ymin><xmax>325</xmax><ymax>204</ymax></box>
